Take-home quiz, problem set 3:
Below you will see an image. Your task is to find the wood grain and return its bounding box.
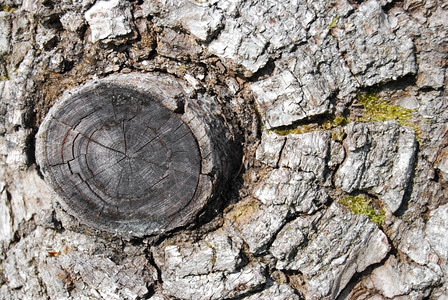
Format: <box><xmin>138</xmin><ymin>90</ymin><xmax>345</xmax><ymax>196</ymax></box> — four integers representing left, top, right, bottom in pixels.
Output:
<box><xmin>37</xmin><ymin>79</ymin><xmax>206</xmax><ymax>236</ymax></box>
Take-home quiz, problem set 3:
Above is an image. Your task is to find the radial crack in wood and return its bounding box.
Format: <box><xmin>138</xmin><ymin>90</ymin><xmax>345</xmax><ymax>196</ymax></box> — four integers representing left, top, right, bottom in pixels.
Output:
<box><xmin>36</xmin><ymin>73</ymin><xmax>232</xmax><ymax>237</ymax></box>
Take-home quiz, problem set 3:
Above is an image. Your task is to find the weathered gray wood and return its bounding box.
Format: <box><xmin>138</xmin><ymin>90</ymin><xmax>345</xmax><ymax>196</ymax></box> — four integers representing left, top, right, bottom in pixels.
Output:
<box><xmin>36</xmin><ymin>74</ymin><xmax>230</xmax><ymax>237</ymax></box>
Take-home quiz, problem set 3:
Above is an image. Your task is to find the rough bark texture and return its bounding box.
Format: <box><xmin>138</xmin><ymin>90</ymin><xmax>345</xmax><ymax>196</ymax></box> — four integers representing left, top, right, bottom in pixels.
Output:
<box><xmin>0</xmin><ymin>0</ymin><xmax>447</xmax><ymax>299</ymax></box>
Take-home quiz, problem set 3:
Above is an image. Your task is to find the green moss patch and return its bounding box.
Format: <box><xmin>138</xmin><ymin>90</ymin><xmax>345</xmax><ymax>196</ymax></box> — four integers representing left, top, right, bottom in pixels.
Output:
<box><xmin>269</xmin><ymin>124</ymin><xmax>314</xmax><ymax>136</ymax></box>
<box><xmin>268</xmin><ymin>115</ymin><xmax>350</xmax><ymax>136</ymax></box>
<box><xmin>262</xmin><ymin>92</ymin><xmax>418</xmax><ymax>141</ymax></box>
<box><xmin>205</xmin><ymin>242</ymin><xmax>217</xmax><ymax>265</ymax></box>
<box><xmin>357</xmin><ymin>93</ymin><xmax>416</xmax><ymax>128</ymax></box>
<box><xmin>339</xmin><ymin>195</ymin><xmax>385</xmax><ymax>227</ymax></box>
<box><xmin>328</xmin><ymin>16</ymin><xmax>340</xmax><ymax>30</ymax></box>
<box><xmin>1</xmin><ymin>5</ymin><xmax>17</xmax><ymax>12</ymax></box>
<box><xmin>357</xmin><ymin>92</ymin><xmax>421</xmax><ymax>142</ymax></box>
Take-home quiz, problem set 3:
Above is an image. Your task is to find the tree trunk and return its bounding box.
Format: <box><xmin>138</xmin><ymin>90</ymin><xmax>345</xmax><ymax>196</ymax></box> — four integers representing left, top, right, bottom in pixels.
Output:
<box><xmin>0</xmin><ymin>0</ymin><xmax>447</xmax><ymax>299</ymax></box>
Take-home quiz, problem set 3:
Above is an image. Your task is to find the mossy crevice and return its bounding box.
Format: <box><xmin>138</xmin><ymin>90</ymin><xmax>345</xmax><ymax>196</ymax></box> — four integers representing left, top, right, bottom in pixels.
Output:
<box><xmin>205</xmin><ymin>242</ymin><xmax>217</xmax><ymax>266</ymax></box>
<box><xmin>263</xmin><ymin>92</ymin><xmax>419</xmax><ymax>145</ymax></box>
<box><xmin>328</xmin><ymin>16</ymin><xmax>340</xmax><ymax>30</ymax></box>
<box><xmin>357</xmin><ymin>92</ymin><xmax>417</xmax><ymax>129</ymax></box>
<box><xmin>227</xmin><ymin>198</ymin><xmax>261</xmax><ymax>225</ymax></box>
<box><xmin>1</xmin><ymin>5</ymin><xmax>17</xmax><ymax>12</ymax></box>
<box><xmin>232</xmin><ymin>202</ymin><xmax>259</xmax><ymax>222</ymax></box>
<box><xmin>267</xmin><ymin>114</ymin><xmax>350</xmax><ymax>136</ymax></box>
<box><xmin>356</xmin><ymin>92</ymin><xmax>421</xmax><ymax>143</ymax></box>
<box><xmin>339</xmin><ymin>195</ymin><xmax>385</xmax><ymax>227</ymax></box>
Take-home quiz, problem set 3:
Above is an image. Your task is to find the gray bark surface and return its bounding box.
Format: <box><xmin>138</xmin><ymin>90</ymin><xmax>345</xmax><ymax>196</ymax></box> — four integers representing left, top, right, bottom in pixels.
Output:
<box><xmin>0</xmin><ymin>0</ymin><xmax>447</xmax><ymax>299</ymax></box>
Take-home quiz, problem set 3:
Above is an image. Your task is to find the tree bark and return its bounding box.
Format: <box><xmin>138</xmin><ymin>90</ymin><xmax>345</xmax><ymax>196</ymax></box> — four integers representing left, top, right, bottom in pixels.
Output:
<box><xmin>0</xmin><ymin>0</ymin><xmax>447</xmax><ymax>299</ymax></box>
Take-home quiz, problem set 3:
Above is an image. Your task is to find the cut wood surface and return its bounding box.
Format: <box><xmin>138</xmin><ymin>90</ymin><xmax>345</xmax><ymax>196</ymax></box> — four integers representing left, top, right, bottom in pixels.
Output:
<box><xmin>36</xmin><ymin>77</ymin><xmax>207</xmax><ymax>237</ymax></box>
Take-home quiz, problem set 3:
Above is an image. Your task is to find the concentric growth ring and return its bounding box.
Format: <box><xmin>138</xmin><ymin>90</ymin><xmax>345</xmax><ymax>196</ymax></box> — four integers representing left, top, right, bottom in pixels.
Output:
<box><xmin>36</xmin><ymin>77</ymin><xmax>205</xmax><ymax>237</ymax></box>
